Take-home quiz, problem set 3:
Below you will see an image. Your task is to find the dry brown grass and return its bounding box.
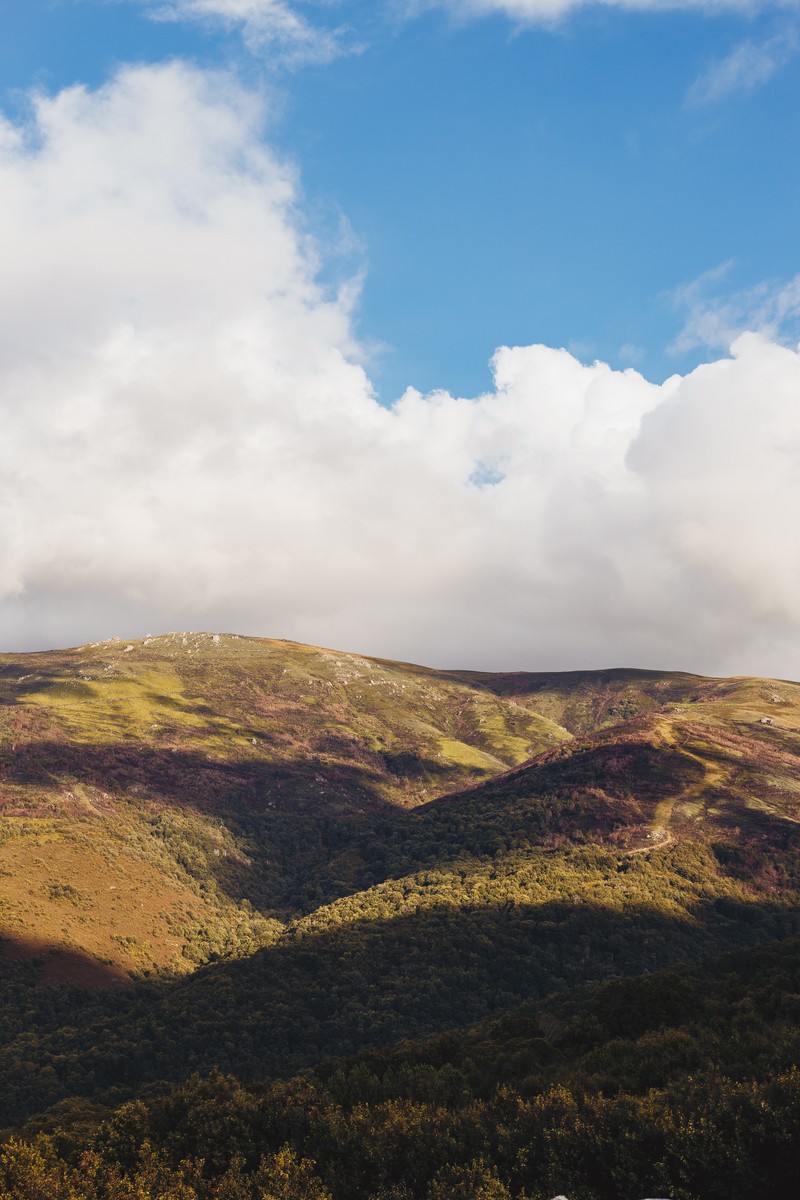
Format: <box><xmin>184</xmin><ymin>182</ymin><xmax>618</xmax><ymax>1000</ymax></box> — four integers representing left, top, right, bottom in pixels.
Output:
<box><xmin>0</xmin><ymin>828</ymin><xmax>219</xmax><ymax>978</ymax></box>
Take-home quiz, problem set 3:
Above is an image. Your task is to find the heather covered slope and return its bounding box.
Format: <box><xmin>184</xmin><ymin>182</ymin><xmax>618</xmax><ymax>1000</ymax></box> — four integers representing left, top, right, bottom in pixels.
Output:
<box><xmin>0</xmin><ymin>633</ymin><xmax>746</xmax><ymax>982</ymax></box>
<box><xmin>1</xmin><ymin>635</ymin><xmax>799</xmax><ymax>987</ymax></box>
<box><xmin>1</xmin><ymin>639</ymin><xmax>800</xmax><ymax>1135</ymax></box>
<box><xmin>0</xmin><ymin>632</ymin><xmax>568</xmax><ymax>821</ymax></box>
<box><xmin>2</xmin><ymin>636</ymin><xmax>800</xmax><ymax>1200</ymax></box>
<box><xmin>0</xmin><ymin>632</ymin><xmax>577</xmax><ymax>979</ymax></box>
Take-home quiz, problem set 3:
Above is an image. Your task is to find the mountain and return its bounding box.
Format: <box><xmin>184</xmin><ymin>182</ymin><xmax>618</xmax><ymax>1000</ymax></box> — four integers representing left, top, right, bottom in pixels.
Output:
<box><xmin>0</xmin><ymin>631</ymin><xmax>575</xmax><ymax>982</ymax></box>
<box><xmin>1</xmin><ymin>634</ymin><xmax>799</xmax><ymax>1198</ymax></box>
<box><xmin>2</xmin><ymin>634</ymin><xmax>798</xmax><ymax>984</ymax></box>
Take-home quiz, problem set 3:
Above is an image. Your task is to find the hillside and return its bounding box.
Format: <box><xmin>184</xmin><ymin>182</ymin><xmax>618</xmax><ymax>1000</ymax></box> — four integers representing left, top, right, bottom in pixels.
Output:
<box><xmin>0</xmin><ymin>632</ymin><xmax>575</xmax><ymax>980</ymax></box>
<box><xmin>13</xmin><ymin>935</ymin><xmax>796</xmax><ymax>1200</ymax></box>
<box><xmin>2</xmin><ymin>636</ymin><xmax>799</xmax><ymax>981</ymax></box>
<box><xmin>1</xmin><ymin>635</ymin><xmax>800</xmax><ymax>1197</ymax></box>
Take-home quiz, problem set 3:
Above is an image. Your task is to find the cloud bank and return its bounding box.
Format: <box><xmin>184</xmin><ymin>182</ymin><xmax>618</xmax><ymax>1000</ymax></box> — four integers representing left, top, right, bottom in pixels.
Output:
<box><xmin>1</xmin><ymin>63</ymin><xmax>800</xmax><ymax>677</ymax></box>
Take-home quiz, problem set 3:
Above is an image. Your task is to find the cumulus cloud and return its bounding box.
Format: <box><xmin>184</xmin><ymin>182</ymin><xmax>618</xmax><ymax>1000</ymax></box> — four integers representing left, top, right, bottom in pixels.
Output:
<box><xmin>402</xmin><ymin>0</ymin><xmax>792</xmax><ymax>26</ymax></box>
<box><xmin>2</xmin><ymin>63</ymin><xmax>800</xmax><ymax>678</ymax></box>
<box><xmin>144</xmin><ymin>0</ymin><xmax>348</xmax><ymax>63</ymax></box>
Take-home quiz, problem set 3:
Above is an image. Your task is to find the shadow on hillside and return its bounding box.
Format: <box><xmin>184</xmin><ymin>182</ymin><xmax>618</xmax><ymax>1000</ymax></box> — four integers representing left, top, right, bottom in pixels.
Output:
<box><xmin>0</xmin><ymin>737</ymin><xmax>499</xmax><ymax>913</ymax></box>
<box><xmin>0</xmin><ymin>739</ymin><xmax>398</xmax><ymax>814</ymax></box>
<box><xmin>224</xmin><ymin>738</ymin><xmax>709</xmax><ymax>913</ymax></box>
<box><xmin>0</xmin><ymin>933</ymin><xmax>126</xmax><ymax>989</ymax></box>
<box><xmin>429</xmin><ymin>737</ymin><xmax>705</xmax><ymax>810</ymax></box>
<box><xmin>0</xmin><ymin>658</ymin><xmax>98</xmax><ymax>702</ymax></box>
<box><xmin>5</xmin><ymin>730</ymin><xmax>797</xmax><ymax>920</ymax></box>
<box><xmin>2</xmin><ymin>887</ymin><xmax>800</xmax><ymax>1125</ymax></box>
<box><xmin>441</xmin><ymin>666</ymin><xmax>697</xmax><ymax>695</ymax></box>
<box><xmin>703</xmin><ymin>792</ymin><xmax>800</xmax><ymax>843</ymax></box>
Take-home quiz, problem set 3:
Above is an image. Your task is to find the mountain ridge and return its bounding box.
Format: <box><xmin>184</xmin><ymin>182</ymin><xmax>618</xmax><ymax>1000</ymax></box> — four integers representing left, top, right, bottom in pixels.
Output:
<box><xmin>2</xmin><ymin>633</ymin><xmax>799</xmax><ymax>985</ymax></box>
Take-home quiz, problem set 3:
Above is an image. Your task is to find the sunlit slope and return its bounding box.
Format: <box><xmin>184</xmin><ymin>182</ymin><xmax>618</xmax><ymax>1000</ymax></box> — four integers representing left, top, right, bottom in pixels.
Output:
<box><xmin>1</xmin><ymin>633</ymin><xmax>574</xmax><ymax>809</ymax></box>
<box><xmin>0</xmin><ymin>632</ymin><xmax>576</xmax><ymax>980</ymax></box>
<box><xmin>0</xmin><ymin>638</ymin><xmax>799</xmax><ymax>1124</ymax></box>
<box><xmin>1</xmin><ymin>632</ymin><xmax>798</xmax><ymax>987</ymax></box>
<box><xmin>426</xmin><ymin>675</ymin><xmax>800</xmax><ymax>853</ymax></box>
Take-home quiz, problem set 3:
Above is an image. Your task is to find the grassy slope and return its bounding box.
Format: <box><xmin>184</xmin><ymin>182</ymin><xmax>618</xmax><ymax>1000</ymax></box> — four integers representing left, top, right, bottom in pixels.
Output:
<box><xmin>1</xmin><ymin>638</ymin><xmax>800</xmax><ymax>1132</ymax></box>
<box><xmin>0</xmin><ymin>633</ymin><xmax>578</xmax><ymax>979</ymax></box>
<box><xmin>0</xmin><ymin>638</ymin><xmax>798</xmax><ymax>1134</ymax></box>
<box><xmin>1</xmin><ymin>634</ymin><xmax>799</xmax><ymax>986</ymax></box>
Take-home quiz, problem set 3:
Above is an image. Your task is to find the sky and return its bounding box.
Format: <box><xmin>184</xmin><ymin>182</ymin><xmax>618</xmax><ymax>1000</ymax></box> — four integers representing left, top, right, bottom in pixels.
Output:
<box><xmin>0</xmin><ymin>0</ymin><xmax>799</xmax><ymax>675</ymax></box>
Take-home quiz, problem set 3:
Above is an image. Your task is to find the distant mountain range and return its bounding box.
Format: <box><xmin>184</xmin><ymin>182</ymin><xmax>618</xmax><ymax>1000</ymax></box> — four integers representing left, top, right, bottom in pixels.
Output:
<box><xmin>1</xmin><ymin>634</ymin><xmax>798</xmax><ymax>1199</ymax></box>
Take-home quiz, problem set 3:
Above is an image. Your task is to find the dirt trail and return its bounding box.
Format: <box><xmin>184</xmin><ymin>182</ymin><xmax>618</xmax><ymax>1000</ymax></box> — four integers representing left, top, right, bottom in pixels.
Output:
<box><xmin>636</xmin><ymin>717</ymin><xmax>728</xmax><ymax>852</ymax></box>
<box><xmin>626</xmin><ymin>827</ymin><xmax>674</xmax><ymax>856</ymax></box>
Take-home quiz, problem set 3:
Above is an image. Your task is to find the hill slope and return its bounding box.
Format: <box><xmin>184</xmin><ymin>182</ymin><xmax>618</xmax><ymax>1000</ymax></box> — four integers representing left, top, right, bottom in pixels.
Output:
<box><xmin>2</xmin><ymin>635</ymin><xmax>800</xmax><ymax>1200</ymax></box>
<box><xmin>6</xmin><ymin>633</ymin><xmax>774</xmax><ymax>982</ymax></box>
<box><xmin>1</xmin><ymin>636</ymin><xmax>800</xmax><ymax>1139</ymax></box>
<box><xmin>0</xmin><ymin>632</ymin><xmax>575</xmax><ymax>979</ymax></box>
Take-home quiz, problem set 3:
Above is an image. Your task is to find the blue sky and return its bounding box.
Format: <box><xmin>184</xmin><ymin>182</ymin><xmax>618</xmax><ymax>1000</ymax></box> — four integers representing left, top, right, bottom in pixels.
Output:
<box><xmin>1</xmin><ymin>0</ymin><xmax>800</xmax><ymax>674</ymax></box>
<box><xmin>4</xmin><ymin>0</ymin><xmax>799</xmax><ymax>399</ymax></box>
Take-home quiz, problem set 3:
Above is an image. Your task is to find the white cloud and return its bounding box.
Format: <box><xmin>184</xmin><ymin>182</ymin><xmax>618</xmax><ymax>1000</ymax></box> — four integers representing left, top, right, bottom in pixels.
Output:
<box><xmin>402</xmin><ymin>0</ymin><xmax>796</xmax><ymax>25</ymax></box>
<box><xmin>686</xmin><ymin>31</ymin><xmax>798</xmax><ymax>105</ymax></box>
<box><xmin>141</xmin><ymin>0</ymin><xmax>800</xmax><ymax>63</ymax></box>
<box><xmin>670</xmin><ymin>263</ymin><xmax>800</xmax><ymax>353</ymax></box>
<box><xmin>2</xmin><ymin>63</ymin><xmax>800</xmax><ymax>678</ymax></box>
<box><xmin>144</xmin><ymin>1</ymin><xmax>348</xmax><ymax>63</ymax></box>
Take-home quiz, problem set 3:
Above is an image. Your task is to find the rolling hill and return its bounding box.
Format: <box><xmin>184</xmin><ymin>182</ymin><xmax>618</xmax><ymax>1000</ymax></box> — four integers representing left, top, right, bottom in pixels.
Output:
<box><xmin>1</xmin><ymin>634</ymin><xmax>799</xmax><ymax>984</ymax></box>
<box><xmin>1</xmin><ymin>634</ymin><xmax>800</xmax><ymax>1198</ymax></box>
